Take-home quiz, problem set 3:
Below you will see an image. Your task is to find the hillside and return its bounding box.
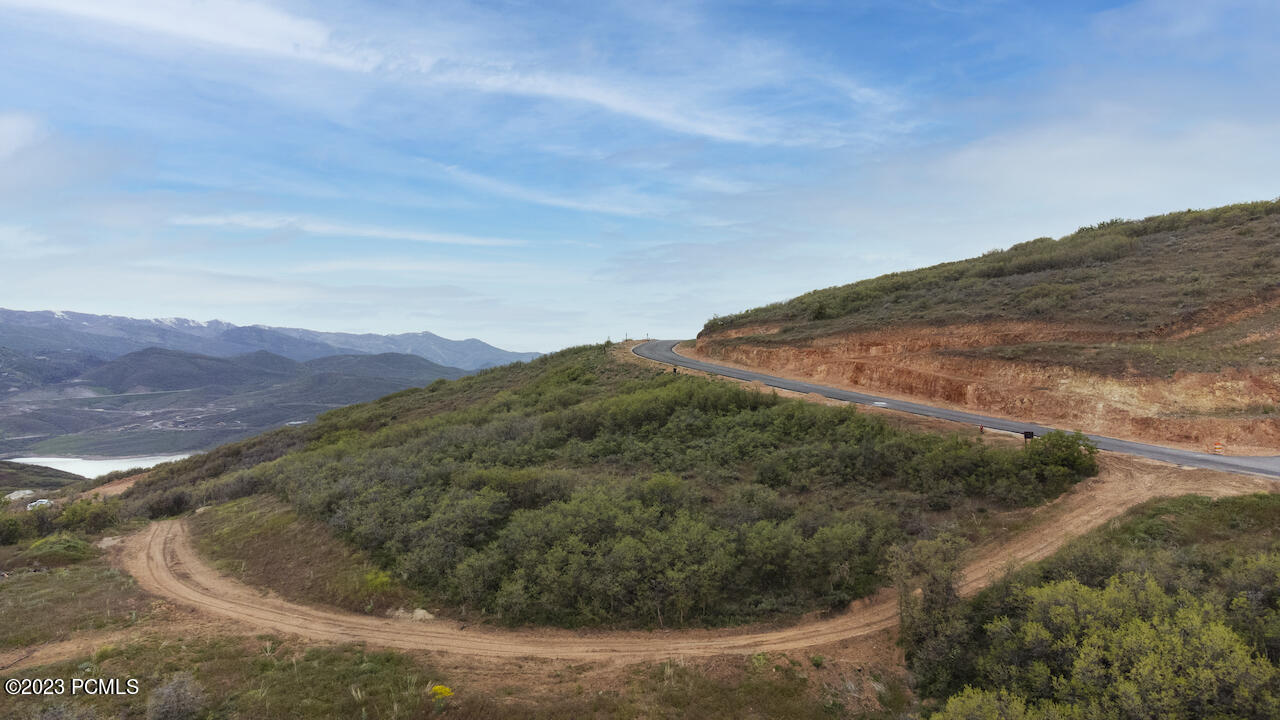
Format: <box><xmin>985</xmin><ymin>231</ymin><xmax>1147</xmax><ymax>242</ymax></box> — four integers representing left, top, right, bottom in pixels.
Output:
<box><xmin>0</xmin><ymin>347</ymin><xmax>104</xmax><ymax>392</ymax></box>
<box><xmin>0</xmin><ymin>460</ymin><xmax>83</xmax><ymax>492</ymax></box>
<box><xmin>697</xmin><ymin>199</ymin><xmax>1280</xmax><ymax>450</ymax></box>
<box><xmin>0</xmin><ymin>348</ymin><xmax>469</xmax><ymax>457</ymax></box>
<box><xmin>304</xmin><ymin>352</ymin><xmax>467</xmax><ymax>382</ymax></box>
<box><xmin>119</xmin><ymin>343</ymin><xmax>1097</xmax><ymax>628</ymax></box>
<box><xmin>0</xmin><ymin>308</ymin><xmax>540</xmax><ymax>368</ymax></box>
<box><xmin>80</xmin><ymin>348</ymin><xmax>288</xmax><ymax>393</ymax></box>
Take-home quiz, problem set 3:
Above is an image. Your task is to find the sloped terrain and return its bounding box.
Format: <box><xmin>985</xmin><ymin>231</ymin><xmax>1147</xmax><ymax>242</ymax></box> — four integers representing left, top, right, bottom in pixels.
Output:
<box><xmin>0</xmin><ymin>460</ymin><xmax>82</xmax><ymax>493</ymax></box>
<box><xmin>117</xmin><ymin>344</ymin><xmax>1100</xmax><ymax>630</ymax></box>
<box><xmin>698</xmin><ymin>200</ymin><xmax>1280</xmax><ymax>450</ymax></box>
<box><xmin>113</xmin><ymin>455</ymin><xmax>1271</xmax><ymax>661</ymax></box>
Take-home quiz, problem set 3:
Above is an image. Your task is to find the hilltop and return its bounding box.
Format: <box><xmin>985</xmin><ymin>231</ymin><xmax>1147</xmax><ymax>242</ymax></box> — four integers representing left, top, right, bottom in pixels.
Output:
<box><xmin>698</xmin><ymin>199</ymin><xmax>1280</xmax><ymax>450</ymax></box>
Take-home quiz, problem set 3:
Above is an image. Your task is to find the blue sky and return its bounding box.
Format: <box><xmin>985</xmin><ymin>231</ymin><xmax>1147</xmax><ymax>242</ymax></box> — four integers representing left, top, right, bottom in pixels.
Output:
<box><xmin>1</xmin><ymin>0</ymin><xmax>1277</xmax><ymax>352</ymax></box>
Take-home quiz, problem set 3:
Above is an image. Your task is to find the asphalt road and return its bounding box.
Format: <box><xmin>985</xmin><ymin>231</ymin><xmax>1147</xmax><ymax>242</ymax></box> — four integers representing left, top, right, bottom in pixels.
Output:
<box><xmin>633</xmin><ymin>339</ymin><xmax>1280</xmax><ymax>480</ymax></box>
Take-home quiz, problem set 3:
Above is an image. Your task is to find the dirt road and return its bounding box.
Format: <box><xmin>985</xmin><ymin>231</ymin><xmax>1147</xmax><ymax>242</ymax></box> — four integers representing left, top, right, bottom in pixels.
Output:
<box><xmin>80</xmin><ymin>471</ymin><xmax>148</xmax><ymax>499</ymax></box>
<box><xmin>118</xmin><ymin>455</ymin><xmax>1275</xmax><ymax>662</ymax></box>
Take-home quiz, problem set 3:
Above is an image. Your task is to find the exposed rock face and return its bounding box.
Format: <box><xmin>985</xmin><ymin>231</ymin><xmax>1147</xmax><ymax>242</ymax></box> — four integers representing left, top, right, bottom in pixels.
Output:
<box><xmin>697</xmin><ymin>322</ymin><xmax>1280</xmax><ymax>453</ymax></box>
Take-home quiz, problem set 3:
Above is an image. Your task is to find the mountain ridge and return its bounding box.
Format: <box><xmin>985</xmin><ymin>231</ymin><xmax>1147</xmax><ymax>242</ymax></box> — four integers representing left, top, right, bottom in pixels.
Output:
<box><xmin>0</xmin><ymin>308</ymin><xmax>539</xmax><ymax>370</ymax></box>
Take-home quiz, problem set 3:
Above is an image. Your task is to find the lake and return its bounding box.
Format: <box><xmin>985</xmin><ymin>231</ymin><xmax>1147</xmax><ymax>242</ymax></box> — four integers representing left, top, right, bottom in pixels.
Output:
<box><xmin>8</xmin><ymin>454</ymin><xmax>193</xmax><ymax>478</ymax></box>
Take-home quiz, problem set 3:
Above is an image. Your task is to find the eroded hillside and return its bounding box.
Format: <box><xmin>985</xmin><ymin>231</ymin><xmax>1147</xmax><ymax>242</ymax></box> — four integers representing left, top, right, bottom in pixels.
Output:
<box><xmin>698</xmin><ymin>200</ymin><xmax>1280</xmax><ymax>451</ymax></box>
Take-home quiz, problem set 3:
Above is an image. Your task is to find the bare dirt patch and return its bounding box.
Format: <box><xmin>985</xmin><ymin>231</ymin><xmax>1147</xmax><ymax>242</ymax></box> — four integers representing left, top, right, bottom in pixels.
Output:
<box><xmin>81</xmin><ymin>471</ymin><xmax>148</xmax><ymax>499</ymax></box>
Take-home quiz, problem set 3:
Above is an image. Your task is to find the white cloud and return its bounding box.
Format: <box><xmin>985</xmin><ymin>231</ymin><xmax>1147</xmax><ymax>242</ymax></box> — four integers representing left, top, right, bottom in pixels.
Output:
<box><xmin>0</xmin><ymin>0</ymin><xmax>378</xmax><ymax>70</ymax></box>
<box><xmin>0</xmin><ymin>112</ymin><xmax>45</xmax><ymax>159</ymax></box>
<box><xmin>930</xmin><ymin>119</ymin><xmax>1280</xmax><ymax>226</ymax></box>
<box><xmin>285</xmin><ymin>257</ymin><xmax>575</xmax><ymax>284</ymax></box>
<box><xmin>170</xmin><ymin>213</ymin><xmax>523</xmax><ymax>247</ymax></box>
<box><xmin>427</xmin><ymin>161</ymin><xmax>675</xmax><ymax>217</ymax></box>
<box><xmin>0</xmin><ymin>225</ymin><xmax>68</xmax><ymax>258</ymax></box>
<box><xmin>432</xmin><ymin>66</ymin><xmax>771</xmax><ymax>144</ymax></box>
<box><xmin>0</xmin><ymin>0</ymin><xmax>897</xmax><ymax>147</ymax></box>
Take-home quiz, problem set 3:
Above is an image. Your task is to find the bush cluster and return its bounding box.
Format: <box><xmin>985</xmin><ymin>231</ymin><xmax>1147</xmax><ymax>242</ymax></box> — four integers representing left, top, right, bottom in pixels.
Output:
<box><xmin>123</xmin><ymin>345</ymin><xmax>1097</xmax><ymax>627</ymax></box>
<box><xmin>906</xmin><ymin>494</ymin><xmax>1280</xmax><ymax>719</ymax></box>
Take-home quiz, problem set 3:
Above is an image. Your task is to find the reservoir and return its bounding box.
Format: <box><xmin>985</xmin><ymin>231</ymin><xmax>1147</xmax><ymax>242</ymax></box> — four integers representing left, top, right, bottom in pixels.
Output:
<box><xmin>7</xmin><ymin>454</ymin><xmax>193</xmax><ymax>478</ymax></box>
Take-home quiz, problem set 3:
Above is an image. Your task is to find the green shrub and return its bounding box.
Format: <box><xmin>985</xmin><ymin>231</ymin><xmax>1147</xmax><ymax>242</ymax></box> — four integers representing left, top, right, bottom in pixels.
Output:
<box><xmin>56</xmin><ymin>498</ymin><xmax>119</xmax><ymax>533</ymax></box>
<box><xmin>917</xmin><ymin>494</ymin><xmax>1280</xmax><ymax>719</ymax></box>
<box><xmin>0</xmin><ymin>516</ymin><xmax>26</xmax><ymax>545</ymax></box>
<box><xmin>21</xmin><ymin>533</ymin><xmax>96</xmax><ymax>566</ymax></box>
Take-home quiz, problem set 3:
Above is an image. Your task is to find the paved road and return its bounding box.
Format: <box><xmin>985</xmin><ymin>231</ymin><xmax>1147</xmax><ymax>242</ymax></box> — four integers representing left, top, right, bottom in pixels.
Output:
<box><xmin>633</xmin><ymin>339</ymin><xmax>1280</xmax><ymax>480</ymax></box>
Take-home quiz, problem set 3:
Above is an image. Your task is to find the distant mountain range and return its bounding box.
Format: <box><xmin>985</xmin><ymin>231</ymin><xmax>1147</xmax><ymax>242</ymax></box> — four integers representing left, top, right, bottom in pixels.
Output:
<box><xmin>0</xmin><ymin>308</ymin><xmax>540</xmax><ymax>458</ymax></box>
<box><xmin>0</xmin><ymin>308</ymin><xmax>540</xmax><ymax>370</ymax></box>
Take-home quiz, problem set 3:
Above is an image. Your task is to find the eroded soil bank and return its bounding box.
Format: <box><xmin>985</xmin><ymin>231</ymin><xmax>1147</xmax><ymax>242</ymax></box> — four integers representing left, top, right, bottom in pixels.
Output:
<box><xmin>696</xmin><ymin>322</ymin><xmax>1280</xmax><ymax>453</ymax></box>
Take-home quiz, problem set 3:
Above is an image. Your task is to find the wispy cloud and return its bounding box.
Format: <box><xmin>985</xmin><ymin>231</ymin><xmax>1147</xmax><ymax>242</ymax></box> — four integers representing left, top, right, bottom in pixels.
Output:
<box><xmin>170</xmin><ymin>213</ymin><xmax>523</xmax><ymax>247</ymax></box>
<box><xmin>288</xmin><ymin>257</ymin><xmax>534</xmax><ymax>276</ymax></box>
<box><xmin>0</xmin><ymin>0</ymin><xmax>898</xmax><ymax>147</ymax></box>
<box><xmin>430</xmin><ymin>66</ymin><xmax>773</xmax><ymax>144</ymax></box>
<box><xmin>0</xmin><ymin>112</ymin><xmax>45</xmax><ymax>159</ymax></box>
<box><xmin>426</xmin><ymin>161</ymin><xmax>675</xmax><ymax>217</ymax></box>
<box><xmin>0</xmin><ymin>224</ymin><xmax>68</xmax><ymax>259</ymax></box>
<box><xmin>0</xmin><ymin>0</ymin><xmax>378</xmax><ymax>70</ymax></box>
<box><xmin>5</xmin><ymin>0</ymin><xmax>1277</xmax><ymax>351</ymax></box>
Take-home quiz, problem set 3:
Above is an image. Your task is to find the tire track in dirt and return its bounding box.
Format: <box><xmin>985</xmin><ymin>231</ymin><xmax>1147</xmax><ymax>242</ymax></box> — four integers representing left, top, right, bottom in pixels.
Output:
<box><xmin>118</xmin><ymin>456</ymin><xmax>1276</xmax><ymax>662</ymax></box>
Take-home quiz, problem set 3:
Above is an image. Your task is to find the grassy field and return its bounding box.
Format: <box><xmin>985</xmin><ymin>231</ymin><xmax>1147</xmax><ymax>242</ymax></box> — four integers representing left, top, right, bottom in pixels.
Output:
<box><xmin>0</xmin><ymin>557</ymin><xmax>151</xmax><ymax>649</ymax></box>
<box><xmin>1</xmin><ymin>634</ymin><xmax>902</xmax><ymax>720</ymax></box>
<box><xmin>702</xmin><ymin>199</ymin><xmax>1280</xmax><ymax>377</ymax></box>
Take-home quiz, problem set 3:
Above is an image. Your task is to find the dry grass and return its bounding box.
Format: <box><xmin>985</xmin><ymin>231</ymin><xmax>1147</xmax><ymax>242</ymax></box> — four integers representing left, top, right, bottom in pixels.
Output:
<box><xmin>189</xmin><ymin>495</ymin><xmax>423</xmax><ymax>615</ymax></box>
<box><xmin>0</xmin><ymin>560</ymin><xmax>151</xmax><ymax>649</ymax></box>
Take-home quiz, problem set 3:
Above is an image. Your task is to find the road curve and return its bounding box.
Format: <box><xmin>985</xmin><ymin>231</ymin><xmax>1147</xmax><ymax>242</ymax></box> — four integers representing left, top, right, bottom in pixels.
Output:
<box><xmin>120</xmin><ymin>458</ymin><xmax>1274</xmax><ymax>661</ymax></box>
<box><xmin>123</xmin><ymin>519</ymin><xmax>896</xmax><ymax>661</ymax></box>
<box><xmin>633</xmin><ymin>340</ymin><xmax>1280</xmax><ymax>479</ymax></box>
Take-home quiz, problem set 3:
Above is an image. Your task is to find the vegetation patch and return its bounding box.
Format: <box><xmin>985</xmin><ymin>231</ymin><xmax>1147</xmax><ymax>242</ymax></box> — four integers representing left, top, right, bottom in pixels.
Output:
<box><xmin>189</xmin><ymin>495</ymin><xmax>422</xmax><ymax>615</ymax></box>
<box><xmin>17</xmin><ymin>532</ymin><xmax>97</xmax><ymax>566</ymax></box>
<box><xmin>124</xmin><ymin>345</ymin><xmax>1096</xmax><ymax>628</ymax></box>
<box><xmin>0</xmin><ymin>560</ymin><xmax>149</xmax><ymax>648</ymax></box>
<box><xmin>2</xmin><ymin>636</ymin><xmax>891</xmax><ymax>720</ymax></box>
<box><xmin>899</xmin><ymin>493</ymin><xmax>1280</xmax><ymax>718</ymax></box>
<box><xmin>1</xmin><ymin>497</ymin><xmax>124</xmax><ymax>548</ymax></box>
<box><xmin>1</xmin><ymin>638</ymin><xmax>448</xmax><ymax>720</ymax></box>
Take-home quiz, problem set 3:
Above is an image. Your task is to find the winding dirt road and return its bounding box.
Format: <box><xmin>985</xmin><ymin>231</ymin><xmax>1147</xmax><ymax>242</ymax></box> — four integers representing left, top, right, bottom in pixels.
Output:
<box><xmin>118</xmin><ymin>456</ymin><xmax>1276</xmax><ymax>662</ymax></box>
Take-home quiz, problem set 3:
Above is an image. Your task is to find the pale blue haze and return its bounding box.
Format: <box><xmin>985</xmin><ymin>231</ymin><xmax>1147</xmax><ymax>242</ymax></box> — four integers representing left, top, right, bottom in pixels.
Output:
<box><xmin>0</xmin><ymin>0</ymin><xmax>1276</xmax><ymax>350</ymax></box>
